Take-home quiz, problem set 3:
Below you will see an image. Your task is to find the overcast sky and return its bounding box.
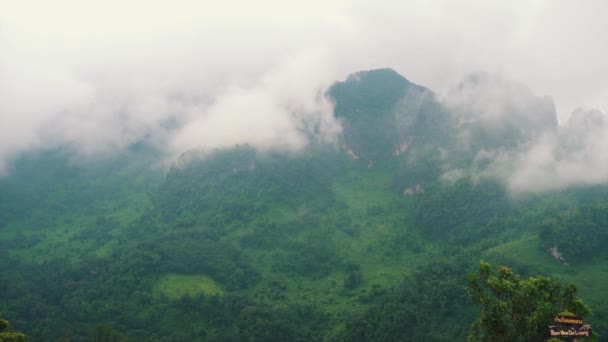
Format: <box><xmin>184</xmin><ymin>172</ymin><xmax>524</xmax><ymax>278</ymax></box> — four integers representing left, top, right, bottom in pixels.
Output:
<box><xmin>1</xmin><ymin>0</ymin><xmax>607</xmax><ymax>187</ymax></box>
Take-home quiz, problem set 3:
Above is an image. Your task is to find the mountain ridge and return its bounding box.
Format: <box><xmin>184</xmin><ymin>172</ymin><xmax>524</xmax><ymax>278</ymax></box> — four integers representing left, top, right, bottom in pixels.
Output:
<box><xmin>1</xmin><ymin>68</ymin><xmax>608</xmax><ymax>341</ymax></box>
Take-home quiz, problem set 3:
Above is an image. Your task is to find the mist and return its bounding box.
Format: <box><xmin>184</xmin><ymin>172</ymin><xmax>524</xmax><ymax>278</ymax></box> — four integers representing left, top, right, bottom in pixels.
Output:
<box><xmin>497</xmin><ymin>108</ymin><xmax>608</xmax><ymax>193</ymax></box>
<box><xmin>441</xmin><ymin>74</ymin><xmax>608</xmax><ymax>194</ymax></box>
<box><xmin>1</xmin><ymin>0</ymin><xmax>608</xmax><ymax>192</ymax></box>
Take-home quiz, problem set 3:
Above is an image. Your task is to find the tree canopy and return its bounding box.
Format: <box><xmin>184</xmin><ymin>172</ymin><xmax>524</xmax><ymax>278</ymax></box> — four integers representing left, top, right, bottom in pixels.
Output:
<box><xmin>0</xmin><ymin>318</ymin><xmax>27</xmax><ymax>342</ymax></box>
<box><xmin>467</xmin><ymin>261</ymin><xmax>591</xmax><ymax>342</ymax></box>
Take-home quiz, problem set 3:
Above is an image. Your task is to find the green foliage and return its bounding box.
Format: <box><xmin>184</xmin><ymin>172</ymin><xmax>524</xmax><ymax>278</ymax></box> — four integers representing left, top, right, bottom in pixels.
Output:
<box><xmin>90</xmin><ymin>324</ymin><xmax>125</xmax><ymax>342</ymax></box>
<box><xmin>539</xmin><ymin>203</ymin><xmax>608</xmax><ymax>263</ymax></box>
<box><xmin>341</xmin><ymin>256</ymin><xmax>475</xmax><ymax>341</ymax></box>
<box><xmin>412</xmin><ymin>179</ymin><xmax>510</xmax><ymax>242</ymax></box>
<box><xmin>343</xmin><ymin>269</ymin><xmax>363</xmax><ymax>290</ymax></box>
<box><xmin>467</xmin><ymin>261</ymin><xmax>590</xmax><ymax>342</ymax></box>
<box><xmin>3</xmin><ymin>69</ymin><xmax>608</xmax><ymax>341</ymax></box>
<box><xmin>154</xmin><ymin>145</ymin><xmax>342</xmax><ymax>229</ymax></box>
<box><xmin>0</xmin><ymin>317</ymin><xmax>27</xmax><ymax>342</ymax></box>
<box><xmin>329</xmin><ymin>68</ymin><xmax>453</xmax><ymax>166</ymax></box>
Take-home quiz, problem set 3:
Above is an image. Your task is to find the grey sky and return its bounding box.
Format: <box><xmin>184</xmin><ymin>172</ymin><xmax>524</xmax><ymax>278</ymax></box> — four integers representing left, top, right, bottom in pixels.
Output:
<box><xmin>1</xmin><ymin>0</ymin><xmax>607</xmax><ymax>190</ymax></box>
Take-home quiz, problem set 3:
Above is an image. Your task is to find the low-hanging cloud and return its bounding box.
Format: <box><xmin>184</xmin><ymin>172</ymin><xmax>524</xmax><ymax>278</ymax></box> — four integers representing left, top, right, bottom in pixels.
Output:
<box><xmin>440</xmin><ymin>72</ymin><xmax>557</xmax><ymax>152</ymax></box>
<box><xmin>440</xmin><ymin>74</ymin><xmax>608</xmax><ymax>194</ymax></box>
<box><xmin>499</xmin><ymin>109</ymin><xmax>608</xmax><ymax>193</ymax></box>
<box><xmin>0</xmin><ymin>0</ymin><xmax>349</xmax><ymax>172</ymax></box>
<box><xmin>1</xmin><ymin>0</ymin><xmax>608</xmax><ymax>189</ymax></box>
<box><xmin>170</xmin><ymin>51</ymin><xmax>341</xmax><ymax>156</ymax></box>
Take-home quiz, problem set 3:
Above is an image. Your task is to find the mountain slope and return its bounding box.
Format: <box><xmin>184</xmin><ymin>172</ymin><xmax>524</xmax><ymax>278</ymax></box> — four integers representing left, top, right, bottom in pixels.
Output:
<box><xmin>1</xmin><ymin>68</ymin><xmax>607</xmax><ymax>341</ymax></box>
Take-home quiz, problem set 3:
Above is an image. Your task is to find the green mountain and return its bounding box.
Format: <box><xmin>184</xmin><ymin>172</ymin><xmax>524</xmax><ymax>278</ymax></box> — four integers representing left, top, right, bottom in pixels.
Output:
<box><xmin>1</xmin><ymin>68</ymin><xmax>607</xmax><ymax>341</ymax></box>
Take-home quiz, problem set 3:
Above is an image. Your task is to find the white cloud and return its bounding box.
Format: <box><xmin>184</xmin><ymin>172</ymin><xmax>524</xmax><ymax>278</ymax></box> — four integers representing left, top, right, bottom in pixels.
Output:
<box><xmin>170</xmin><ymin>50</ymin><xmax>341</xmax><ymax>155</ymax></box>
<box><xmin>505</xmin><ymin>109</ymin><xmax>608</xmax><ymax>193</ymax></box>
<box><xmin>0</xmin><ymin>0</ymin><xmax>607</xmax><ymax>181</ymax></box>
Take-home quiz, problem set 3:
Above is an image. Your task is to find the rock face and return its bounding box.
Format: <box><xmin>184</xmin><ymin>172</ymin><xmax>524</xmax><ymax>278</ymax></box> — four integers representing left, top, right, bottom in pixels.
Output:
<box><xmin>548</xmin><ymin>245</ymin><xmax>568</xmax><ymax>265</ymax></box>
<box><xmin>329</xmin><ymin>68</ymin><xmax>414</xmax><ymax>164</ymax></box>
<box><xmin>567</xmin><ymin>108</ymin><xmax>606</xmax><ymax>129</ymax></box>
<box><xmin>403</xmin><ymin>184</ymin><xmax>424</xmax><ymax>195</ymax></box>
<box><xmin>329</xmin><ymin>68</ymin><xmax>453</xmax><ymax>166</ymax></box>
<box><xmin>444</xmin><ymin>72</ymin><xmax>558</xmax><ymax>150</ymax></box>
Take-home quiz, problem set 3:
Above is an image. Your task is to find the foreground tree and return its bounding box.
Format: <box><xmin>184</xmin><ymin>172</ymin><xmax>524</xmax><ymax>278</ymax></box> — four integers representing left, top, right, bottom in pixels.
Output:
<box><xmin>467</xmin><ymin>261</ymin><xmax>591</xmax><ymax>342</ymax></box>
<box><xmin>0</xmin><ymin>318</ymin><xmax>27</xmax><ymax>342</ymax></box>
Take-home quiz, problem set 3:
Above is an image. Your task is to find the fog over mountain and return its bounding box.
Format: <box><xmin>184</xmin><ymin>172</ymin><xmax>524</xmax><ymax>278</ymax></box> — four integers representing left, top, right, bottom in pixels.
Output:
<box><xmin>488</xmin><ymin>108</ymin><xmax>608</xmax><ymax>193</ymax></box>
<box><xmin>4</xmin><ymin>4</ymin><xmax>608</xmax><ymax>340</ymax></box>
<box><xmin>437</xmin><ymin>74</ymin><xmax>608</xmax><ymax>193</ymax></box>
<box><xmin>1</xmin><ymin>0</ymin><xmax>608</xmax><ymax>193</ymax></box>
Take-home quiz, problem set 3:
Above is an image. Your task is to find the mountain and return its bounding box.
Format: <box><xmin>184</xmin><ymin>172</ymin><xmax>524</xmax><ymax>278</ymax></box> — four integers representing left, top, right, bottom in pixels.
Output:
<box><xmin>1</xmin><ymin>69</ymin><xmax>607</xmax><ymax>341</ymax></box>
<box><xmin>331</xmin><ymin>68</ymin><xmax>454</xmax><ymax>164</ymax></box>
<box><xmin>445</xmin><ymin>72</ymin><xmax>558</xmax><ymax>150</ymax></box>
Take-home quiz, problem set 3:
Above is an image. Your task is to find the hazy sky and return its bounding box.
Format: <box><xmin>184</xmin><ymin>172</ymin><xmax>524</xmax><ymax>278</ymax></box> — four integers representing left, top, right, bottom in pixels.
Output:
<box><xmin>1</xmin><ymin>0</ymin><xmax>607</xmax><ymax>189</ymax></box>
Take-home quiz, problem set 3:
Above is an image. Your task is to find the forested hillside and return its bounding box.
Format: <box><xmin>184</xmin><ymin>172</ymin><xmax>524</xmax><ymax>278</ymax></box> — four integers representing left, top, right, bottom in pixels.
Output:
<box><xmin>1</xmin><ymin>69</ymin><xmax>607</xmax><ymax>341</ymax></box>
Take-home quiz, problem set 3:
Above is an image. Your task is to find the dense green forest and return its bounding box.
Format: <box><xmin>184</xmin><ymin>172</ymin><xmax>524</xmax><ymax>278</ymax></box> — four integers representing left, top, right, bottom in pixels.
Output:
<box><xmin>1</xmin><ymin>69</ymin><xmax>607</xmax><ymax>341</ymax></box>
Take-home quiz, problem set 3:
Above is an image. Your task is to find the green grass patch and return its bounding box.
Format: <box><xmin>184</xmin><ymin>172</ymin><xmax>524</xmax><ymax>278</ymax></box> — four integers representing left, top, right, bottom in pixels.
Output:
<box><xmin>332</xmin><ymin>168</ymin><xmax>397</xmax><ymax>212</ymax></box>
<box><xmin>484</xmin><ymin>234</ymin><xmax>608</xmax><ymax>316</ymax></box>
<box><xmin>485</xmin><ymin>235</ymin><xmax>554</xmax><ymax>265</ymax></box>
<box><xmin>154</xmin><ymin>274</ymin><xmax>224</xmax><ymax>299</ymax></box>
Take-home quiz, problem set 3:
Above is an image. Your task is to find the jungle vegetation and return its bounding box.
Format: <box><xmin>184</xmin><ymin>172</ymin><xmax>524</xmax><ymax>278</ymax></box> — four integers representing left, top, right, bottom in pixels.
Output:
<box><xmin>0</xmin><ymin>69</ymin><xmax>605</xmax><ymax>341</ymax></box>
